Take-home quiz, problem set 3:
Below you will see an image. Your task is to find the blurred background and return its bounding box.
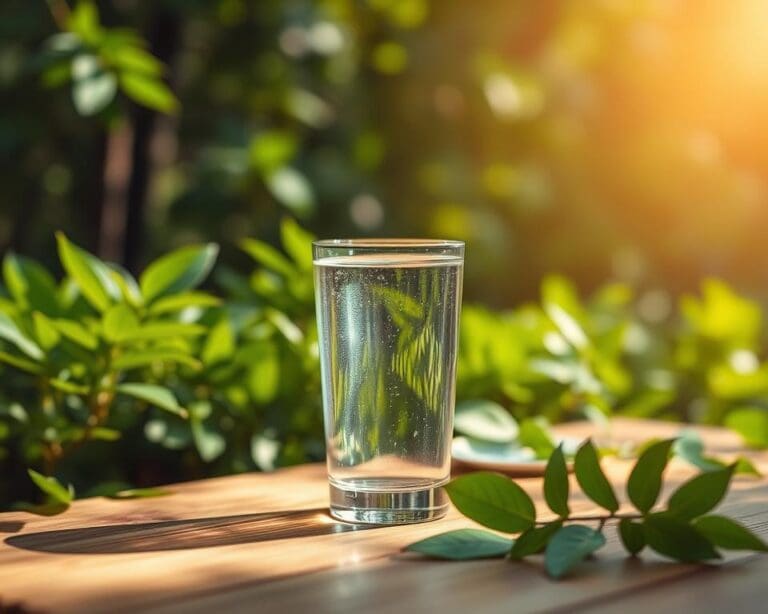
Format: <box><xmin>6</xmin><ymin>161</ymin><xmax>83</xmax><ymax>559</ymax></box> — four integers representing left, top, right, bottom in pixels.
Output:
<box><xmin>3</xmin><ymin>0</ymin><xmax>768</xmax><ymax>506</ymax></box>
<box><xmin>4</xmin><ymin>0</ymin><xmax>768</xmax><ymax>306</ymax></box>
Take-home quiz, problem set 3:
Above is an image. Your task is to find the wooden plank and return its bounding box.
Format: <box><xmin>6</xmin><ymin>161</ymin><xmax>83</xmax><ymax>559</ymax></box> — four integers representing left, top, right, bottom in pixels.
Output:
<box><xmin>0</xmin><ymin>419</ymin><xmax>765</xmax><ymax>613</ymax></box>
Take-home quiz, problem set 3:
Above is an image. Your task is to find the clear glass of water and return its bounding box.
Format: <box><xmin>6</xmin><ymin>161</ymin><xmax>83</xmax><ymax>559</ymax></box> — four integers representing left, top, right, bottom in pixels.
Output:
<box><xmin>313</xmin><ymin>239</ymin><xmax>464</xmax><ymax>524</ymax></box>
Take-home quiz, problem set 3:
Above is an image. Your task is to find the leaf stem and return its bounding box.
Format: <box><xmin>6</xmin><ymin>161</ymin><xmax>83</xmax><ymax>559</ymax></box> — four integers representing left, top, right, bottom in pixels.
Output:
<box><xmin>536</xmin><ymin>512</ymin><xmax>642</xmax><ymax>526</ymax></box>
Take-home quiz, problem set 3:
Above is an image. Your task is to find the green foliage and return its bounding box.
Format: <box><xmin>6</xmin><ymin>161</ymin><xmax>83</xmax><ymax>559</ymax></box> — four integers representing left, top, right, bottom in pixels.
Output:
<box><xmin>405</xmin><ymin>438</ymin><xmax>766</xmax><ymax>579</ymax></box>
<box><xmin>574</xmin><ymin>440</ymin><xmax>618</xmax><ymax>513</ymax></box>
<box><xmin>38</xmin><ymin>1</ymin><xmax>178</xmax><ymax>117</ymax></box>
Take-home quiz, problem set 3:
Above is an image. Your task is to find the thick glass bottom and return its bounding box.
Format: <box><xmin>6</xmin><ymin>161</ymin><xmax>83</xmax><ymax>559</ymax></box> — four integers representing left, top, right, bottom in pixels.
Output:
<box><xmin>329</xmin><ymin>478</ymin><xmax>449</xmax><ymax>525</ymax></box>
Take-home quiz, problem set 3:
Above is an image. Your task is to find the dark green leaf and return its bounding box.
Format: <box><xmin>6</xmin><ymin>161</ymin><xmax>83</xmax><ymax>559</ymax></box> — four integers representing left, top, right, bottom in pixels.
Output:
<box><xmin>56</xmin><ymin>232</ymin><xmax>119</xmax><ymax>312</ymax></box>
<box><xmin>12</xmin><ymin>501</ymin><xmax>69</xmax><ymax>516</ymax></box>
<box><xmin>454</xmin><ymin>399</ymin><xmax>519</xmax><ymax>443</ymax></box>
<box><xmin>116</xmin><ymin>383</ymin><xmax>188</xmax><ymax>418</ymax></box>
<box><xmin>405</xmin><ymin>529</ymin><xmax>513</xmax><ymax>560</ymax></box>
<box><xmin>544</xmin><ymin>525</ymin><xmax>606</xmax><ymax>579</ymax></box>
<box><xmin>667</xmin><ymin>465</ymin><xmax>735</xmax><ymax>521</ymax></box>
<box><xmin>627</xmin><ymin>438</ymin><xmax>675</xmax><ymax>513</ymax></box>
<box><xmin>643</xmin><ymin>514</ymin><xmax>721</xmax><ymax>562</ymax></box>
<box><xmin>543</xmin><ymin>444</ymin><xmax>570</xmax><ymax>517</ymax></box>
<box><xmin>444</xmin><ymin>472</ymin><xmax>536</xmax><ymax>533</ymax></box>
<box><xmin>140</xmin><ymin>244</ymin><xmax>218</xmax><ymax>303</ymax></box>
<box><xmin>509</xmin><ymin>521</ymin><xmax>562</xmax><ymax>559</ymax></box>
<box><xmin>119</xmin><ymin>72</ymin><xmax>178</xmax><ymax>113</ymax></box>
<box><xmin>27</xmin><ymin>469</ymin><xmax>74</xmax><ymax>504</ymax></box>
<box><xmin>618</xmin><ymin>518</ymin><xmax>645</xmax><ymax>555</ymax></box>
<box><xmin>692</xmin><ymin>515</ymin><xmax>768</xmax><ymax>551</ymax></box>
<box><xmin>574</xmin><ymin>439</ymin><xmax>618</xmax><ymax>513</ymax></box>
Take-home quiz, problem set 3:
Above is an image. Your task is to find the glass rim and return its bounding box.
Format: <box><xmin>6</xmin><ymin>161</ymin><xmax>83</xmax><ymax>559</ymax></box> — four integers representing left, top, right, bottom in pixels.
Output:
<box><xmin>312</xmin><ymin>238</ymin><xmax>464</xmax><ymax>248</ymax></box>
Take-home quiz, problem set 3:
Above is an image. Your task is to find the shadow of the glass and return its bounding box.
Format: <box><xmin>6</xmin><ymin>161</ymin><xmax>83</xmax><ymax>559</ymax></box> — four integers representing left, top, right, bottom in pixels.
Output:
<box><xmin>6</xmin><ymin>508</ymin><xmax>371</xmax><ymax>554</ymax></box>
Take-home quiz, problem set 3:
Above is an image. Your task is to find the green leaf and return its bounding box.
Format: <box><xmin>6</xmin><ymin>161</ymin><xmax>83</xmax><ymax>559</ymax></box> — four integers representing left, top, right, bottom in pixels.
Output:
<box><xmin>643</xmin><ymin>514</ymin><xmax>721</xmax><ymax>562</ymax></box>
<box><xmin>618</xmin><ymin>518</ymin><xmax>645</xmax><ymax>555</ymax></box>
<box><xmin>191</xmin><ymin>416</ymin><xmax>226</xmax><ymax>462</ymax></box>
<box><xmin>692</xmin><ymin>515</ymin><xmax>768</xmax><ymax>551</ymax></box>
<box><xmin>147</xmin><ymin>292</ymin><xmax>221</xmax><ymax>315</ymax></box>
<box><xmin>49</xmin><ymin>378</ymin><xmax>89</xmax><ymax>394</ymax></box>
<box><xmin>109</xmin><ymin>487</ymin><xmax>171</xmax><ymax>500</ymax></box>
<box><xmin>27</xmin><ymin>469</ymin><xmax>74</xmax><ymax>504</ymax></box>
<box><xmin>444</xmin><ymin>472</ymin><xmax>536</xmax><ymax>533</ymax></box>
<box><xmin>0</xmin><ymin>312</ymin><xmax>44</xmax><ymax>360</ymax></box>
<box><xmin>71</xmin><ymin>54</ymin><xmax>117</xmax><ymax>116</ymax></box>
<box><xmin>240</xmin><ymin>238</ymin><xmax>296</xmax><ymax>276</ymax></box>
<box><xmin>509</xmin><ymin>521</ymin><xmax>563</xmax><ymax>559</ymax></box>
<box><xmin>545</xmin><ymin>303</ymin><xmax>589</xmax><ymax>350</ymax></box>
<box><xmin>116</xmin><ymin>322</ymin><xmax>206</xmax><ymax>343</ymax></box>
<box><xmin>725</xmin><ymin>408</ymin><xmax>768</xmax><ymax>449</ymax></box>
<box><xmin>280</xmin><ymin>217</ymin><xmax>315</xmax><ymax>271</ymax></box>
<box><xmin>116</xmin><ymin>383</ymin><xmax>188</xmax><ymax>418</ymax></box>
<box><xmin>543</xmin><ymin>444</ymin><xmax>570</xmax><ymax>517</ymax></box>
<box><xmin>0</xmin><ymin>350</ymin><xmax>44</xmax><ymax>374</ymax></box>
<box><xmin>627</xmin><ymin>438</ymin><xmax>675</xmax><ymax>514</ymax></box>
<box><xmin>140</xmin><ymin>244</ymin><xmax>219</xmax><ymax>303</ymax></box>
<box><xmin>667</xmin><ymin>465</ymin><xmax>735</xmax><ymax>521</ymax></box>
<box><xmin>2</xmin><ymin>253</ymin><xmax>59</xmax><ymax>314</ymax></box>
<box><xmin>102</xmin><ymin>303</ymin><xmax>139</xmax><ymax>343</ymax></box>
<box><xmin>51</xmin><ymin>319</ymin><xmax>99</xmax><ymax>350</ymax></box>
<box><xmin>454</xmin><ymin>399</ymin><xmax>519</xmax><ymax>443</ymax></box>
<box><xmin>249</xmin><ymin>131</ymin><xmax>298</xmax><ymax>172</ymax></box>
<box><xmin>734</xmin><ymin>456</ymin><xmax>762</xmax><ymax>477</ymax></box>
<box><xmin>518</xmin><ymin>417</ymin><xmax>556</xmax><ymax>459</ymax></box>
<box><xmin>202</xmin><ymin>318</ymin><xmax>235</xmax><ymax>366</ymax></box>
<box><xmin>119</xmin><ymin>72</ymin><xmax>178</xmax><ymax>113</ymax></box>
<box><xmin>67</xmin><ymin>0</ymin><xmax>102</xmax><ymax>45</ymax></box>
<box><xmin>266</xmin><ymin>167</ymin><xmax>315</xmax><ymax>217</ymax></box>
<box><xmin>112</xmin><ymin>349</ymin><xmax>202</xmax><ymax>371</ymax></box>
<box><xmin>109</xmin><ymin>45</ymin><xmax>164</xmax><ymax>76</ymax></box>
<box><xmin>574</xmin><ymin>440</ymin><xmax>618</xmax><ymax>513</ymax></box>
<box><xmin>108</xmin><ymin>263</ymin><xmax>143</xmax><ymax>307</ymax></box>
<box><xmin>32</xmin><ymin>312</ymin><xmax>61</xmax><ymax>350</ymax></box>
<box><xmin>56</xmin><ymin>232</ymin><xmax>119</xmax><ymax>312</ymax></box>
<box><xmin>12</xmin><ymin>501</ymin><xmax>69</xmax><ymax>516</ymax></box>
<box><xmin>673</xmin><ymin>431</ymin><xmax>725</xmax><ymax>472</ymax></box>
<box><xmin>405</xmin><ymin>529</ymin><xmax>513</xmax><ymax>560</ymax></box>
<box><xmin>544</xmin><ymin>525</ymin><xmax>606</xmax><ymax>579</ymax></box>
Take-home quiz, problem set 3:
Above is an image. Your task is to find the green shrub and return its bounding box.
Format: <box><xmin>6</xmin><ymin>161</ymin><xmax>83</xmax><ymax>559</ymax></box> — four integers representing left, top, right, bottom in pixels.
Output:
<box><xmin>2</xmin><ymin>222</ymin><xmax>767</xmax><ymax>509</ymax></box>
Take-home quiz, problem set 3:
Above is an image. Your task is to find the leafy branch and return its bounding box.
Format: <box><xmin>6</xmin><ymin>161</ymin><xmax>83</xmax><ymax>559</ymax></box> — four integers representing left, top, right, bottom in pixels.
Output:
<box><xmin>406</xmin><ymin>439</ymin><xmax>767</xmax><ymax>579</ymax></box>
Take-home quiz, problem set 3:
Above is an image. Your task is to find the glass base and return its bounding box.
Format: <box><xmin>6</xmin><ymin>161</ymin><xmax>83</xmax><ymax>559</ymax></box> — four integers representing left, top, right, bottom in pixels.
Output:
<box><xmin>329</xmin><ymin>481</ymin><xmax>448</xmax><ymax>525</ymax></box>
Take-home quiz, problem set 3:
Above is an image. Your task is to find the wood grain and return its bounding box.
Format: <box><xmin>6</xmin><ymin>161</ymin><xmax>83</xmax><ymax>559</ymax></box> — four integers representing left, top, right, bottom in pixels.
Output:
<box><xmin>0</xmin><ymin>418</ymin><xmax>766</xmax><ymax>614</ymax></box>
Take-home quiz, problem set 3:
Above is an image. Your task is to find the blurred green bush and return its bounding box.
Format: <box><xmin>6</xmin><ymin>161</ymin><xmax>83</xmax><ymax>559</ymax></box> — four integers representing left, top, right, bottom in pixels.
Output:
<box><xmin>2</xmin><ymin>223</ymin><xmax>767</xmax><ymax>508</ymax></box>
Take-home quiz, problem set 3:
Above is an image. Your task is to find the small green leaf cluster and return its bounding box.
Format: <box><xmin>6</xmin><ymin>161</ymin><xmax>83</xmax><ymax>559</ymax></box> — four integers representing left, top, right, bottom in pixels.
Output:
<box><xmin>37</xmin><ymin>1</ymin><xmax>178</xmax><ymax>116</ymax></box>
<box><xmin>406</xmin><ymin>439</ymin><xmax>767</xmax><ymax>579</ymax></box>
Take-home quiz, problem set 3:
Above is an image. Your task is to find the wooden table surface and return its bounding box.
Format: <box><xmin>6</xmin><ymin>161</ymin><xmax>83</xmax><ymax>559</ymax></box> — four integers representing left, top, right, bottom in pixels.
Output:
<box><xmin>1</xmin><ymin>418</ymin><xmax>767</xmax><ymax>614</ymax></box>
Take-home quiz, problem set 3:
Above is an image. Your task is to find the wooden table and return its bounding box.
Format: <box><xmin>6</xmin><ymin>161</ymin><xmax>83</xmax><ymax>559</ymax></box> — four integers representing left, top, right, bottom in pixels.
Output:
<box><xmin>1</xmin><ymin>418</ymin><xmax>767</xmax><ymax>613</ymax></box>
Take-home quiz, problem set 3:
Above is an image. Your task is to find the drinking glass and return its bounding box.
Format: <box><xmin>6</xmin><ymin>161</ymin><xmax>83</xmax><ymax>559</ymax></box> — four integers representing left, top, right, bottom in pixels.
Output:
<box><xmin>313</xmin><ymin>239</ymin><xmax>464</xmax><ymax>524</ymax></box>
